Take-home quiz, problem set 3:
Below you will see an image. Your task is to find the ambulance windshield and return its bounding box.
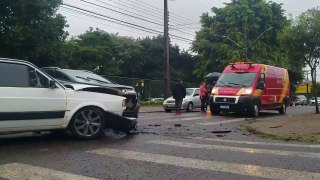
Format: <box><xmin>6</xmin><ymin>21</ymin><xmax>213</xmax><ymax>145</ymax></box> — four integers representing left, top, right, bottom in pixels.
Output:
<box><xmin>216</xmin><ymin>72</ymin><xmax>257</xmax><ymax>88</ymax></box>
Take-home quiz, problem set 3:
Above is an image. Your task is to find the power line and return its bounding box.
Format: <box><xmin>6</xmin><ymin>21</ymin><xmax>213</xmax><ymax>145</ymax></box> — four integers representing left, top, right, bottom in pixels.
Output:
<box><xmin>92</xmin><ymin>0</ymin><xmax>162</xmax><ymax>23</ymax></box>
<box><xmin>76</xmin><ymin>0</ymin><xmax>196</xmax><ymax>36</ymax></box>
<box><xmin>78</xmin><ymin>0</ymin><xmax>163</xmax><ymax>27</ymax></box>
<box><xmin>63</xmin><ymin>4</ymin><xmax>163</xmax><ymax>33</ymax></box>
<box><xmin>60</xmin><ymin>8</ymin><xmax>158</xmax><ymax>37</ymax></box>
<box><xmin>60</xmin><ymin>5</ymin><xmax>194</xmax><ymax>42</ymax></box>
<box><xmin>103</xmin><ymin>0</ymin><xmax>164</xmax><ymax>21</ymax></box>
<box><xmin>61</xmin><ymin>8</ymin><xmax>193</xmax><ymax>43</ymax></box>
<box><xmin>131</xmin><ymin>0</ymin><xmax>200</xmax><ymax>25</ymax></box>
<box><xmin>115</xmin><ymin>0</ymin><xmax>200</xmax><ymax>26</ymax></box>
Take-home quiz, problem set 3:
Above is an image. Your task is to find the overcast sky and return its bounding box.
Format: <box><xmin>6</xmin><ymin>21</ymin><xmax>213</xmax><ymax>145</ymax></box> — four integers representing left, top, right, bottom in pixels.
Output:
<box><xmin>58</xmin><ymin>0</ymin><xmax>320</xmax><ymax>79</ymax></box>
<box><xmin>59</xmin><ymin>0</ymin><xmax>319</xmax><ymax>50</ymax></box>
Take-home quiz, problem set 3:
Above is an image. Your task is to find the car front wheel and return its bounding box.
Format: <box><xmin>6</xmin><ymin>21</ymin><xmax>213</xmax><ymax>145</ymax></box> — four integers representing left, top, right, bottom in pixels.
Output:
<box><xmin>69</xmin><ymin>107</ymin><xmax>105</xmax><ymax>139</ymax></box>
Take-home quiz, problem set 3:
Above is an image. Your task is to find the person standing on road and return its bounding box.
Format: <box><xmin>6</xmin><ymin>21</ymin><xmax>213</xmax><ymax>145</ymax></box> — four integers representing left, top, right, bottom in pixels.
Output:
<box><xmin>205</xmin><ymin>82</ymin><xmax>212</xmax><ymax>110</ymax></box>
<box><xmin>200</xmin><ymin>82</ymin><xmax>207</xmax><ymax>112</ymax></box>
<box><xmin>172</xmin><ymin>80</ymin><xmax>186</xmax><ymax>115</ymax></box>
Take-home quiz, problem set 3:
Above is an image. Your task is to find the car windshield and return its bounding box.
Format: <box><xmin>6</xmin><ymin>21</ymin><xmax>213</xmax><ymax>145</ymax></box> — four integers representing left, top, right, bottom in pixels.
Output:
<box><xmin>60</xmin><ymin>69</ymin><xmax>113</xmax><ymax>85</ymax></box>
<box><xmin>215</xmin><ymin>73</ymin><xmax>257</xmax><ymax>88</ymax></box>
<box><xmin>186</xmin><ymin>88</ymin><xmax>194</xmax><ymax>96</ymax></box>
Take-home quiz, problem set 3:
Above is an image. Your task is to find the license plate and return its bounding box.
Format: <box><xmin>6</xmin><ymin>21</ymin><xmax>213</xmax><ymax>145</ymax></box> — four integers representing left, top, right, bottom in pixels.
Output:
<box><xmin>167</xmin><ymin>105</ymin><xmax>174</xmax><ymax>108</ymax></box>
<box><xmin>220</xmin><ymin>105</ymin><xmax>229</xmax><ymax>109</ymax></box>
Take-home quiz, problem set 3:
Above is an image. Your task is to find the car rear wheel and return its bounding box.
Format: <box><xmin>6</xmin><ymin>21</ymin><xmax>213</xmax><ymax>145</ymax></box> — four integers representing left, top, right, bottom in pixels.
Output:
<box><xmin>279</xmin><ymin>101</ymin><xmax>287</xmax><ymax>114</ymax></box>
<box><xmin>186</xmin><ymin>102</ymin><xmax>193</xmax><ymax>112</ymax></box>
<box><xmin>69</xmin><ymin>107</ymin><xmax>105</xmax><ymax>139</ymax></box>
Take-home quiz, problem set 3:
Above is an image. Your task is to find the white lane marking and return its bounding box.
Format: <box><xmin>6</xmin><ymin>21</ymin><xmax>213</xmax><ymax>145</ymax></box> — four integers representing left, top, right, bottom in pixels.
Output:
<box><xmin>148</xmin><ymin>140</ymin><xmax>320</xmax><ymax>159</ymax></box>
<box><xmin>164</xmin><ymin>117</ymin><xmax>207</xmax><ymax>122</ymax></box>
<box><xmin>140</xmin><ymin>114</ymin><xmax>196</xmax><ymax>120</ymax></box>
<box><xmin>0</xmin><ymin>163</ymin><xmax>99</xmax><ymax>180</ymax></box>
<box><xmin>88</xmin><ymin>148</ymin><xmax>320</xmax><ymax>180</ymax></box>
<box><xmin>197</xmin><ymin>118</ymin><xmax>245</xmax><ymax>125</ymax></box>
<box><xmin>187</xmin><ymin>137</ymin><xmax>320</xmax><ymax>148</ymax></box>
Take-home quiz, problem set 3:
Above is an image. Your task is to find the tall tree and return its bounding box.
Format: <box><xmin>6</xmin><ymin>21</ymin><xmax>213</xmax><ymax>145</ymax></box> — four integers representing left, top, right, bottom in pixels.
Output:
<box><xmin>0</xmin><ymin>0</ymin><xmax>68</xmax><ymax>66</ymax></box>
<box><xmin>192</xmin><ymin>0</ymin><xmax>289</xmax><ymax>78</ymax></box>
<box><xmin>62</xmin><ymin>28</ymin><xmax>120</xmax><ymax>75</ymax></box>
<box><xmin>280</xmin><ymin>7</ymin><xmax>320</xmax><ymax>113</ymax></box>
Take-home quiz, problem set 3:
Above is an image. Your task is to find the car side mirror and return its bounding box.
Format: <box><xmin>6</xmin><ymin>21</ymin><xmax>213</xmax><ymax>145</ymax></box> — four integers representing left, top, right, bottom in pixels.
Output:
<box><xmin>49</xmin><ymin>80</ymin><xmax>57</xmax><ymax>89</ymax></box>
<box><xmin>256</xmin><ymin>83</ymin><xmax>265</xmax><ymax>90</ymax></box>
<box><xmin>194</xmin><ymin>94</ymin><xmax>199</xmax><ymax>97</ymax></box>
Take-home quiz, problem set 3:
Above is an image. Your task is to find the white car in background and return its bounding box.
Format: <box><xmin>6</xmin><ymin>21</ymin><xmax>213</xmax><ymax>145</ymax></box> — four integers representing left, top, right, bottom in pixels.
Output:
<box><xmin>0</xmin><ymin>58</ymin><xmax>137</xmax><ymax>139</ymax></box>
<box><xmin>163</xmin><ymin>88</ymin><xmax>201</xmax><ymax>112</ymax></box>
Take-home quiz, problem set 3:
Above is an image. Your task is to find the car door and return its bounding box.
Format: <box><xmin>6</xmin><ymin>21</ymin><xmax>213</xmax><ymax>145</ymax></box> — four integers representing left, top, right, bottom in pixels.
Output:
<box><xmin>0</xmin><ymin>62</ymin><xmax>67</xmax><ymax>132</ymax></box>
<box><xmin>192</xmin><ymin>89</ymin><xmax>201</xmax><ymax>108</ymax></box>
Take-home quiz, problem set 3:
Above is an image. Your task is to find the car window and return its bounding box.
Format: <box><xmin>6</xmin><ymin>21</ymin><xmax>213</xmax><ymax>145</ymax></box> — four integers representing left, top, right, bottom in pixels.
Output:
<box><xmin>28</xmin><ymin>67</ymin><xmax>49</xmax><ymax>88</ymax></box>
<box><xmin>194</xmin><ymin>89</ymin><xmax>200</xmax><ymax>96</ymax></box>
<box><xmin>56</xmin><ymin>71</ymin><xmax>71</xmax><ymax>81</ymax></box>
<box><xmin>0</xmin><ymin>62</ymin><xmax>29</xmax><ymax>87</ymax></box>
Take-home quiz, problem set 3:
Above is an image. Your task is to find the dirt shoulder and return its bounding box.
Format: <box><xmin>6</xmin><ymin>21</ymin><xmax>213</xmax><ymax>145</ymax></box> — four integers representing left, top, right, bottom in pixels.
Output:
<box><xmin>240</xmin><ymin>113</ymin><xmax>320</xmax><ymax>144</ymax></box>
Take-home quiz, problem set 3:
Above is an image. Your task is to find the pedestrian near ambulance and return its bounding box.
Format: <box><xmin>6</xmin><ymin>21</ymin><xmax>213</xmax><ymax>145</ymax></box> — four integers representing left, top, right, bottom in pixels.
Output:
<box><xmin>172</xmin><ymin>80</ymin><xmax>186</xmax><ymax>115</ymax></box>
<box><xmin>200</xmin><ymin>82</ymin><xmax>207</xmax><ymax>112</ymax></box>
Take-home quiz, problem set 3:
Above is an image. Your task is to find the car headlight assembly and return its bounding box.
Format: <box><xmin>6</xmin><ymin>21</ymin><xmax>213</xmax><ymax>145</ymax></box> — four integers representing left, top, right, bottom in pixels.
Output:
<box><xmin>122</xmin><ymin>99</ymin><xmax>126</xmax><ymax>107</ymax></box>
<box><xmin>242</xmin><ymin>88</ymin><xmax>253</xmax><ymax>95</ymax></box>
<box><xmin>211</xmin><ymin>88</ymin><xmax>217</xmax><ymax>95</ymax></box>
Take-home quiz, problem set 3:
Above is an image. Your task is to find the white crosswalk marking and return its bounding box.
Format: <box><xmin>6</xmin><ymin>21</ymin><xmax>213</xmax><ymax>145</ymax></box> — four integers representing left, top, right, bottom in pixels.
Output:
<box><xmin>140</xmin><ymin>114</ymin><xmax>196</xmax><ymax>120</ymax></box>
<box><xmin>148</xmin><ymin>140</ymin><xmax>320</xmax><ymax>159</ymax></box>
<box><xmin>0</xmin><ymin>163</ymin><xmax>99</xmax><ymax>180</ymax></box>
<box><xmin>88</xmin><ymin>148</ymin><xmax>320</xmax><ymax>180</ymax></box>
<box><xmin>187</xmin><ymin>136</ymin><xmax>320</xmax><ymax>148</ymax></box>
<box><xmin>164</xmin><ymin>117</ymin><xmax>207</xmax><ymax>122</ymax></box>
<box><xmin>197</xmin><ymin>118</ymin><xmax>245</xmax><ymax>125</ymax></box>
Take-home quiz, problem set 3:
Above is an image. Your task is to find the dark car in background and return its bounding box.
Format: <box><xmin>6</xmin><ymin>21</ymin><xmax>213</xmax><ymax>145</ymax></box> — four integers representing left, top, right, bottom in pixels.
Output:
<box><xmin>42</xmin><ymin>67</ymin><xmax>140</xmax><ymax>118</ymax></box>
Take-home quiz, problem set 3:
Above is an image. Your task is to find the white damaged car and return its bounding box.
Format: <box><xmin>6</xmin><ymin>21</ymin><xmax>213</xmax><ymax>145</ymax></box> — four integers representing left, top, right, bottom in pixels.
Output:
<box><xmin>0</xmin><ymin>58</ymin><xmax>137</xmax><ymax>139</ymax></box>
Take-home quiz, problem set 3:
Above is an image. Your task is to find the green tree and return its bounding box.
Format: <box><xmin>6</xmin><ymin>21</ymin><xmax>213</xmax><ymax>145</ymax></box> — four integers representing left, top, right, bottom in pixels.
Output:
<box><xmin>280</xmin><ymin>7</ymin><xmax>320</xmax><ymax>113</ymax></box>
<box><xmin>0</xmin><ymin>0</ymin><xmax>68</xmax><ymax>66</ymax></box>
<box><xmin>192</xmin><ymin>0</ymin><xmax>289</xmax><ymax>78</ymax></box>
<box><xmin>62</xmin><ymin>28</ymin><xmax>120</xmax><ymax>75</ymax></box>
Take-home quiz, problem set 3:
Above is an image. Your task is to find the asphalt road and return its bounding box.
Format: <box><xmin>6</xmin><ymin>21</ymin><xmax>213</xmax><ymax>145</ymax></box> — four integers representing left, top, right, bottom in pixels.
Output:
<box><xmin>0</xmin><ymin>106</ymin><xmax>319</xmax><ymax>180</ymax></box>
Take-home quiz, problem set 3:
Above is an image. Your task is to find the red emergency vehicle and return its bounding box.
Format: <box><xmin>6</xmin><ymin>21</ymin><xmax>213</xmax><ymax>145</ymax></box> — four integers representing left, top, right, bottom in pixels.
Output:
<box><xmin>210</xmin><ymin>62</ymin><xmax>290</xmax><ymax>117</ymax></box>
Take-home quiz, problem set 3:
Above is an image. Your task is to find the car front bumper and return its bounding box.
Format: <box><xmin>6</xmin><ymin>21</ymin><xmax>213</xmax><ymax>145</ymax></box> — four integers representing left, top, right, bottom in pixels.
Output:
<box><xmin>104</xmin><ymin>111</ymin><xmax>137</xmax><ymax>132</ymax></box>
<box><xmin>210</xmin><ymin>96</ymin><xmax>259</xmax><ymax>113</ymax></box>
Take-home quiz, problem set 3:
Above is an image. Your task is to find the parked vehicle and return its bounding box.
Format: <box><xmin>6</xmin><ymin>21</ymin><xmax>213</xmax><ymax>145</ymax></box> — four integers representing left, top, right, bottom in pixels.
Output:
<box><xmin>210</xmin><ymin>62</ymin><xmax>290</xmax><ymax>117</ymax></box>
<box><xmin>163</xmin><ymin>88</ymin><xmax>201</xmax><ymax>112</ymax></box>
<box><xmin>41</xmin><ymin>67</ymin><xmax>140</xmax><ymax>118</ymax></box>
<box><xmin>310</xmin><ymin>97</ymin><xmax>320</xmax><ymax>106</ymax></box>
<box><xmin>292</xmin><ymin>95</ymin><xmax>308</xmax><ymax>106</ymax></box>
<box><xmin>0</xmin><ymin>58</ymin><xmax>137</xmax><ymax>139</ymax></box>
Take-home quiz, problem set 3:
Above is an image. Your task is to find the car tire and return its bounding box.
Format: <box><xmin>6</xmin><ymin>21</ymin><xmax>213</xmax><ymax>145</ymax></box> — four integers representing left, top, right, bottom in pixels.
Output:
<box><xmin>210</xmin><ymin>106</ymin><xmax>220</xmax><ymax>115</ymax></box>
<box><xmin>279</xmin><ymin>101</ymin><xmax>287</xmax><ymax>114</ymax></box>
<box><xmin>249</xmin><ymin>102</ymin><xmax>260</xmax><ymax>117</ymax></box>
<box><xmin>186</xmin><ymin>102</ymin><xmax>193</xmax><ymax>112</ymax></box>
<box><xmin>69</xmin><ymin>107</ymin><xmax>105</xmax><ymax>140</ymax></box>
<box><xmin>165</xmin><ymin>109</ymin><xmax>172</xmax><ymax>113</ymax></box>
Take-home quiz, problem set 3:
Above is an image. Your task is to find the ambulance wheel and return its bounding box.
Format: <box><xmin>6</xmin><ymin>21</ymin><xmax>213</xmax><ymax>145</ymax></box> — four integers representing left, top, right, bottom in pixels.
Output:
<box><xmin>279</xmin><ymin>101</ymin><xmax>287</xmax><ymax>114</ymax></box>
<box><xmin>249</xmin><ymin>102</ymin><xmax>260</xmax><ymax>117</ymax></box>
<box><xmin>210</xmin><ymin>108</ymin><xmax>220</xmax><ymax>115</ymax></box>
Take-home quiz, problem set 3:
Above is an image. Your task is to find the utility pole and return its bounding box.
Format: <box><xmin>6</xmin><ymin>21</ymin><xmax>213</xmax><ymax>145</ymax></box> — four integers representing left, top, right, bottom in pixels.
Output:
<box><xmin>163</xmin><ymin>0</ymin><xmax>170</xmax><ymax>99</ymax></box>
<box><xmin>303</xmin><ymin>70</ymin><xmax>311</xmax><ymax>103</ymax></box>
<box><xmin>243</xmin><ymin>23</ymin><xmax>248</xmax><ymax>61</ymax></box>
